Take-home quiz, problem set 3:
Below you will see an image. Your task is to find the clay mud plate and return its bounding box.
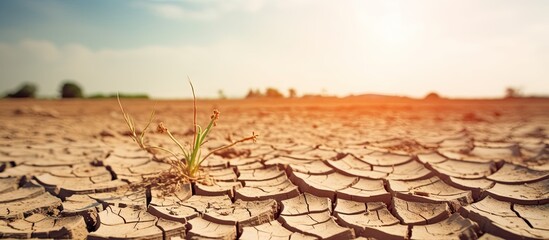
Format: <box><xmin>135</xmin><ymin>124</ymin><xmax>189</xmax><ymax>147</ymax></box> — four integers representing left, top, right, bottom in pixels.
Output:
<box><xmin>0</xmin><ymin>98</ymin><xmax>548</xmax><ymax>239</ymax></box>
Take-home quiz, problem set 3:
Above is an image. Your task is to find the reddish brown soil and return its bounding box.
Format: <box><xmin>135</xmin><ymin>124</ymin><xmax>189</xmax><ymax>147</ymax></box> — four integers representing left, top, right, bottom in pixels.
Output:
<box><xmin>0</xmin><ymin>98</ymin><xmax>548</xmax><ymax>239</ymax></box>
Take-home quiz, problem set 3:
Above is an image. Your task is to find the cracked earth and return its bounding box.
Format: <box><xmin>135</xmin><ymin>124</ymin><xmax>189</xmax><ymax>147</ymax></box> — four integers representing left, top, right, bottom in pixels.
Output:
<box><xmin>0</xmin><ymin>98</ymin><xmax>548</xmax><ymax>239</ymax></box>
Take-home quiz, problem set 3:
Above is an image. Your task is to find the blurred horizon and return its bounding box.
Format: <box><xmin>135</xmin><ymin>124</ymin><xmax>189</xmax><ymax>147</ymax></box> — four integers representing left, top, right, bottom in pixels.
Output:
<box><xmin>1</xmin><ymin>0</ymin><xmax>549</xmax><ymax>99</ymax></box>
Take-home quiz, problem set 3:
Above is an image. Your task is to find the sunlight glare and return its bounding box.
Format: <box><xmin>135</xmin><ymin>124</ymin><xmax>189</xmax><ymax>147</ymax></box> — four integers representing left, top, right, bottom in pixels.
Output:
<box><xmin>379</xmin><ymin>12</ymin><xmax>405</xmax><ymax>44</ymax></box>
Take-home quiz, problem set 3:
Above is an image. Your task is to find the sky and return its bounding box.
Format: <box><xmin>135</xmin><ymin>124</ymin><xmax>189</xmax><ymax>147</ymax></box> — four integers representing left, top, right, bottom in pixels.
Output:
<box><xmin>0</xmin><ymin>0</ymin><xmax>548</xmax><ymax>99</ymax></box>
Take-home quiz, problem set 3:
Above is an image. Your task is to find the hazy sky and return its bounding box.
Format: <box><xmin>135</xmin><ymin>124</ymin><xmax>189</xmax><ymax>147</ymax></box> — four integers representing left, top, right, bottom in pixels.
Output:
<box><xmin>0</xmin><ymin>0</ymin><xmax>548</xmax><ymax>98</ymax></box>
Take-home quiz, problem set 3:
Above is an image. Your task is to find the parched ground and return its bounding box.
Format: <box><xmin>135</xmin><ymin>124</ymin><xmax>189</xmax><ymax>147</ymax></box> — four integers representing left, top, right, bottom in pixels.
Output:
<box><xmin>0</xmin><ymin>98</ymin><xmax>548</xmax><ymax>239</ymax></box>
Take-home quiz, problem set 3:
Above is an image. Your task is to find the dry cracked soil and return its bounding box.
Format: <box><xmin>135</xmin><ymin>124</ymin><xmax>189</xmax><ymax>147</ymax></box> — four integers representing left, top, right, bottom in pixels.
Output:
<box><xmin>0</xmin><ymin>98</ymin><xmax>548</xmax><ymax>239</ymax></box>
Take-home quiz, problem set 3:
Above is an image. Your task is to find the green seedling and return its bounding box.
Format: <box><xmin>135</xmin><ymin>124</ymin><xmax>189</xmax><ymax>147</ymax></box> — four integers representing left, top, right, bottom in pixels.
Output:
<box><xmin>118</xmin><ymin>80</ymin><xmax>258</xmax><ymax>183</ymax></box>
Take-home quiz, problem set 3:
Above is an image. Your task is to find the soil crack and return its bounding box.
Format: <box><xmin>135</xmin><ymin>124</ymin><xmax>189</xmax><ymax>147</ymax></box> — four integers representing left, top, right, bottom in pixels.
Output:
<box><xmin>511</xmin><ymin>203</ymin><xmax>534</xmax><ymax>228</ymax></box>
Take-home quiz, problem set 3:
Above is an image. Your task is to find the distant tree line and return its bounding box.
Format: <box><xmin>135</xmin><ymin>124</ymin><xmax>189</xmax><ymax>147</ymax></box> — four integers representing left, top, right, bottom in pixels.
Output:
<box><xmin>423</xmin><ymin>87</ymin><xmax>533</xmax><ymax>100</ymax></box>
<box><xmin>504</xmin><ymin>87</ymin><xmax>522</xmax><ymax>99</ymax></box>
<box><xmin>60</xmin><ymin>82</ymin><xmax>83</xmax><ymax>98</ymax></box>
<box><xmin>3</xmin><ymin>82</ymin><xmax>537</xmax><ymax>100</ymax></box>
<box><xmin>5</xmin><ymin>83</ymin><xmax>37</xmax><ymax>98</ymax></box>
<box><xmin>4</xmin><ymin>80</ymin><xmax>149</xmax><ymax>99</ymax></box>
<box><xmin>245</xmin><ymin>87</ymin><xmax>298</xmax><ymax>99</ymax></box>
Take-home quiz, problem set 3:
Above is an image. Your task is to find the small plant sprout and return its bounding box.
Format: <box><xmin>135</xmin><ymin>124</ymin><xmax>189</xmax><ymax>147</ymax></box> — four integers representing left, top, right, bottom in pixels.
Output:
<box><xmin>117</xmin><ymin>93</ymin><xmax>156</xmax><ymax>151</ymax></box>
<box><xmin>117</xmin><ymin>81</ymin><xmax>258</xmax><ymax>183</ymax></box>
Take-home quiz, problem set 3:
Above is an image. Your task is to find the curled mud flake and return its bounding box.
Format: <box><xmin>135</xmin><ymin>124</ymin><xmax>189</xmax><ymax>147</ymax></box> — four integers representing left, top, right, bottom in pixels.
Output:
<box><xmin>236</xmin><ymin>168</ymin><xmax>300</xmax><ymax>202</ymax></box>
<box><xmin>417</xmin><ymin>152</ymin><xmax>448</xmax><ymax>164</ymax></box>
<box><xmin>89</xmin><ymin>205</ymin><xmax>185</xmax><ymax>239</ymax></box>
<box><xmin>194</xmin><ymin>181</ymin><xmax>242</xmax><ymax>198</ymax></box>
<box><xmin>359</xmin><ymin>151</ymin><xmax>413</xmax><ymax>166</ymax></box>
<box><xmin>288</xmin><ymin>160</ymin><xmax>335</xmax><ymax>175</ymax></box>
<box><xmin>410</xmin><ymin>213</ymin><xmax>480</xmax><ymax>240</ymax></box>
<box><xmin>446</xmin><ymin>177</ymin><xmax>495</xmax><ymax>201</ymax></box>
<box><xmin>391</xmin><ymin>197</ymin><xmax>451</xmax><ymax>225</ymax></box>
<box><xmin>484</xmin><ymin>178</ymin><xmax>549</xmax><ymax>204</ymax></box>
<box><xmin>0</xmin><ymin>178</ymin><xmax>19</xmax><ymax>194</ymax></box>
<box><xmin>388</xmin><ymin>176</ymin><xmax>473</xmax><ymax>210</ymax></box>
<box><xmin>0</xmin><ymin>191</ymin><xmax>61</xmax><ymax>220</ymax></box>
<box><xmin>427</xmin><ymin>159</ymin><xmax>496</xmax><ymax>179</ymax></box>
<box><xmin>280</xmin><ymin>210</ymin><xmax>355</xmax><ymax>240</ymax></box>
<box><xmin>204</xmin><ymin>199</ymin><xmax>277</xmax><ymax>232</ymax></box>
<box><xmin>34</xmin><ymin>173</ymin><xmax>128</xmax><ymax>198</ymax></box>
<box><xmin>2</xmin><ymin>214</ymin><xmax>87</xmax><ymax>239</ymax></box>
<box><xmin>333</xmin><ymin>199</ymin><xmax>407</xmax><ymax>239</ymax></box>
<box><xmin>280</xmin><ymin>193</ymin><xmax>332</xmax><ymax>216</ymax></box>
<box><xmin>289</xmin><ymin>171</ymin><xmax>357</xmax><ymax>200</ymax></box>
<box><xmin>240</xmin><ymin>220</ymin><xmax>317</xmax><ymax>240</ymax></box>
<box><xmin>187</xmin><ymin>217</ymin><xmax>236</xmax><ymax>239</ymax></box>
<box><xmin>487</xmin><ymin>163</ymin><xmax>549</xmax><ymax>184</ymax></box>
<box><xmin>0</xmin><ymin>182</ymin><xmax>44</xmax><ymax>204</ymax></box>
<box><xmin>459</xmin><ymin>195</ymin><xmax>549</xmax><ymax>239</ymax></box>
<box><xmin>336</xmin><ymin>178</ymin><xmax>391</xmax><ymax>204</ymax></box>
